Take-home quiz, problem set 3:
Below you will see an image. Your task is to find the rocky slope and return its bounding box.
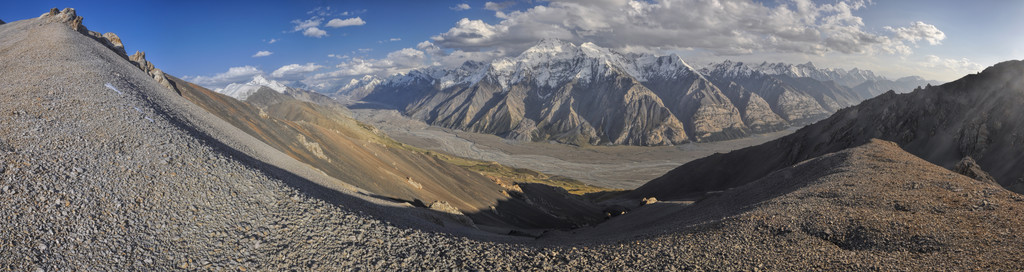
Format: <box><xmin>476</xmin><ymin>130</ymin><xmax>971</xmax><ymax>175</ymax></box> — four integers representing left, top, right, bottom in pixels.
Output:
<box><xmin>633</xmin><ymin>59</ymin><xmax>1024</xmax><ymax>199</ymax></box>
<box><xmin>171</xmin><ymin>75</ymin><xmax>606</xmax><ymax>230</ymax></box>
<box><xmin>354</xmin><ymin>40</ymin><xmax>927</xmax><ymax>145</ymax></box>
<box><xmin>3</xmin><ymin>9</ymin><xmax>1024</xmax><ymax>270</ymax></box>
<box><xmin>584</xmin><ymin>139</ymin><xmax>1024</xmax><ymax>270</ymax></box>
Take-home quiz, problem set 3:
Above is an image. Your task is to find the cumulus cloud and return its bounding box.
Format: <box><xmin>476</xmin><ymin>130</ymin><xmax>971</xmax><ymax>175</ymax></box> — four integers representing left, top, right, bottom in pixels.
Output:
<box><xmin>302</xmin><ymin>27</ymin><xmax>328</xmax><ymax>38</ymax></box>
<box><xmin>302</xmin><ymin>48</ymin><xmax>436</xmax><ymax>90</ymax></box>
<box><xmin>484</xmin><ymin>1</ymin><xmax>515</xmax><ymax>11</ymax></box>
<box><xmin>183</xmin><ymin>66</ymin><xmax>263</xmax><ymax>89</ymax></box>
<box><xmin>886</xmin><ymin>21</ymin><xmax>946</xmax><ymax>46</ymax></box>
<box><xmin>267</xmin><ymin>38</ymin><xmax>278</xmax><ymax>44</ymax></box>
<box><xmin>292</xmin><ymin>18</ymin><xmax>322</xmax><ymax>32</ymax></box>
<box><xmin>417</xmin><ymin>41</ymin><xmax>443</xmax><ymax>55</ymax></box>
<box><xmin>292</xmin><ymin>9</ymin><xmax>364</xmax><ymax>37</ymax></box>
<box><xmin>271</xmin><ymin>63</ymin><xmax>324</xmax><ymax>78</ymax></box>
<box><xmin>252</xmin><ymin>51</ymin><xmax>273</xmax><ymax>57</ymax></box>
<box><xmin>390</xmin><ymin>37</ymin><xmax>402</xmax><ymax>42</ymax></box>
<box><xmin>326</xmin><ymin>17</ymin><xmax>366</xmax><ymax>27</ymax></box>
<box><xmin>291</xmin><ymin>17</ymin><xmax>330</xmax><ymax>38</ymax></box>
<box><xmin>431</xmin><ymin>0</ymin><xmax>946</xmax><ymax>58</ymax></box>
<box><xmin>451</xmin><ymin>3</ymin><xmax>471</xmax><ymax>11</ymax></box>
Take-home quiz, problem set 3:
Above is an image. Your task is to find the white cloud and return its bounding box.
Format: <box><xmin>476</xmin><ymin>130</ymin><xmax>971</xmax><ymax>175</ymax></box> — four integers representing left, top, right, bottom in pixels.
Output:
<box><xmin>484</xmin><ymin>1</ymin><xmax>515</xmax><ymax>11</ymax></box>
<box><xmin>252</xmin><ymin>51</ymin><xmax>273</xmax><ymax>57</ymax></box>
<box><xmin>291</xmin><ymin>16</ymin><xmax>330</xmax><ymax>38</ymax></box>
<box><xmin>431</xmin><ymin>0</ymin><xmax>946</xmax><ymax>59</ymax></box>
<box><xmin>885</xmin><ymin>21</ymin><xmax>946</xmax><ymax>46</ymax></box>
<box><xmin>390</xmin><ymin>37</ymin><xmax>402</xmax><ymax>42</ymax></box>
<box><xmin>437</xmin><ymin>49</ymin><xmax>505</xmax><ymax>67</ymax></box>
<box><xmin>292</xmin><ymin>18</ymin><xmax>322</xmax><ymax>32</ymax></box>
<box><xmin>268</xmin><ymin>38</ymin><xmax>278</xmax><ymax>44</ymax></box>
<box><xmin>326</xmin><ymin>17</ymin><xmax>366</xmax><ymax>27</ymax></box>
<box><xmin>308</xmin><ymin>6</ymin><xmax>332</xmax><ymax>17</ymax></box>
<box><xmin>417</xmin><ymin>41</ymin><xmax>443</xmax><ymax>55</ymax></box>
<box><xmin>303</xmin><ymin>27</ymin><xmax>328</xmax><ymax>38</ymax></box>
<box><xmin>924</xmin><ymin>55</ymin><xmax>983</xmax><ymax>74</ymax></box>
<box><xmin>271</xmin><ymin>63</ymin><xmax>324</xmax><ymax>78</ymax></box>
<box><xmin>183</xmin><ymin>66</ymin><xmax>263</xmax><ymax>89</ymax></box>
<box><xmin>302</xmin><ymin>48</ymin><xmax>435</xmax><ymax>90</ymax></box>
<box><xmin>452</xmin><ymin>3</ymin><xmax>471</xmax><ymax>11</ymax></box>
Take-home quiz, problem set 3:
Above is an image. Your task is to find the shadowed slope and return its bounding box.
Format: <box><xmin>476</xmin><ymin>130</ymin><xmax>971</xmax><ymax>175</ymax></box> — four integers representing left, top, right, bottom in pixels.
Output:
<box><xmin>580</xmin><ymin>140</ymin><xmax>1024</xmax><ymax>269</ymax></box>
<box><xmin>168</xmin><ymin>76</ymin><xmax>606</xmax><ymax>230</ymax></box>
<box><xmin>633</xmin><ymin>60</ymin><xmax>1024</xmax><ymax>199</ymax></box>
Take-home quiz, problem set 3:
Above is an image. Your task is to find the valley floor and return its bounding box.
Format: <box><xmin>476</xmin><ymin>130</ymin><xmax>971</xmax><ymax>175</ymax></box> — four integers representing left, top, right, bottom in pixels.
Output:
<box><xmin>351</xmin><ymin>107</ymin><xmax>796</xmax><ymax>189</ymax></box>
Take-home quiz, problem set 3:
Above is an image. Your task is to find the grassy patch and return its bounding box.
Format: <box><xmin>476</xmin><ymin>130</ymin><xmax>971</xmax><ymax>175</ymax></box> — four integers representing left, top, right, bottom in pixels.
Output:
<box><xmin>425</xmin><ymin>150</ymin><xmax>622</xmax><ymax>196</ymax></box>
<box><xmin>354</xmin><ymin>119</ymin><xmax>622</xmax><ymax>197</ymax></box>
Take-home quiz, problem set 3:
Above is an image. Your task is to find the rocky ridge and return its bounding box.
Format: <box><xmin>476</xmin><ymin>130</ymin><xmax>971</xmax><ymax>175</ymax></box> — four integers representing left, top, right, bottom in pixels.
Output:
<box><xmin>633</xmin><ymin>59</ymin><xmax>1024</xmax><ymax>199</ymax></box>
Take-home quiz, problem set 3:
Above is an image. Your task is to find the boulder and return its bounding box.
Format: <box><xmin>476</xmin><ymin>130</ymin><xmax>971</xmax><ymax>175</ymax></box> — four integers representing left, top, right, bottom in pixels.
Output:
<box><xmin>641</xmin><ymin>197</ymin><xmax>658</xmax><ymax>205</ymax></box>
<box><xmin>428</xmin><ymin>201</ymin><xmax>476</xmax><ymax>228</ymax></box>
<box><xmin>602</xmin><ymin>205</ymin><xmax>629</xmax><ymax>218</ymax></box>
<box><xmin>954</xmin><ymin>156</ymin><xmax>998</xmax><ymax>185</ymax></box>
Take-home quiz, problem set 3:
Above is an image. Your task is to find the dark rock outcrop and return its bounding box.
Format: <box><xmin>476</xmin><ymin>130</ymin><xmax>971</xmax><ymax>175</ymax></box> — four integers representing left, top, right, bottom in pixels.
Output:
<box><xmin>954</xmin><ymin>156</ymin><xmax>997</xmax><ymax>185</ymax></box>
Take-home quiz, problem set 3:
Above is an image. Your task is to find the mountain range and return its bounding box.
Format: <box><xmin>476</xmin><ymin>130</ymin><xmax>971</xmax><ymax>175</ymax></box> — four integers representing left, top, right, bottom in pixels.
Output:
<box><xmin>632</xmin><ymin>59</ymin><xmax>1024</xmax><ymax>199</ymax></box>
<box><xmin>343</xmin><ymin>39</ymin><xmax>939</xmax><ymax>145</ymax></box>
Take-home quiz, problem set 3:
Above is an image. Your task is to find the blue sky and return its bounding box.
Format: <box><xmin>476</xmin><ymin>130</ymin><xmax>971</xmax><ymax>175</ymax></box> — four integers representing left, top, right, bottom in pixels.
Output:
<box><xmin>3</xmin><ymin>0</ymin><xmax>1022</xmax><ymax>91</ymax></box>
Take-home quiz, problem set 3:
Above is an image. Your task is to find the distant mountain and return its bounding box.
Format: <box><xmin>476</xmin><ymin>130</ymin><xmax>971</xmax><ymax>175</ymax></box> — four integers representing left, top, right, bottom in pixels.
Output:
<box><xmin>700</xmin><ymin>60</ymin><xmax>865</xmax><ymax>125</ymax></box>
<box><xmin>351</xmin><ymin>40</ymin><xmax>930</xmax><ymax>145</ymax></box>
<box><xmin>214</xmin><ymin>75</ymin><xmax>288</xmax><ymax>100</ymax></box>
<box><xmin>631</xmin><ymin>60</ymin><xmax>1024</xmax><ymax>199</ymax></box>
<box><xmin>361</xmin><ymin>39</ymin><xmax>692</xmax><ymax>145</ymax></box>
<box><xmin>735</xmin><ymin>61</ymin><xmax>886</xmax><ymax>87</ymax></box>
<box><xmin>334</xmin><ymin>74</ymin><xmax>383</xmax><ymax>100</ymax></box>
<box><xmin>352</xmin><ymin>40</ymin><xmax>905</xmax><ymax>144</ymax></box>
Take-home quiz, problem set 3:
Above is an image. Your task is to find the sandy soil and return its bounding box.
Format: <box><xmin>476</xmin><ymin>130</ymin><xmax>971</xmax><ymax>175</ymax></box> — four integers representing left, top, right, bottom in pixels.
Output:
<box><xmin>351</xmin><ymin>107</ymin><xmax>796</xmax><ymax>189</ymax></box>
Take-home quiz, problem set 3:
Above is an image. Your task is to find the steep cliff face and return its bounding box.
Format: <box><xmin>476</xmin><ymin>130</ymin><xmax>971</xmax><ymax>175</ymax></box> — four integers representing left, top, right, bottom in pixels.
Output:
<box><xmin>701</xmin><ymin>61</ymin><xmax>862</xmax><ymax>124</ymax></box>
<box><xmin>718</xmin><ymin>81</ymin><xmax>788</xmax><ymax>133</ymax></box>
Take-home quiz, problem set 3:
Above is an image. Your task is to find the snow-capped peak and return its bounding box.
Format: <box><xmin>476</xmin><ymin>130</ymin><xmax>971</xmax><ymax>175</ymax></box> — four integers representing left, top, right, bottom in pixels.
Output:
<box><xmin>380</xmin><ymin>39</ymin><xmax>714</xmax><ymax>91</ymax></box>
<box><xmin>339</xmin><ymin>75</ymin><xmax>382</xmax><ymax>92</ymax></box>
<box><xmin>247</xmin><ymin>75</ymin><xmax>288</xmax><ymax>93</ymax></box>
<box><xmin>700</xmin><ymin>60</ymin><xmax>887</xmax><ymax>87</ymax></box>
<box><xmin>214</xmin><ymin>75</ymin><xmax>288</xmax><ymax>101</ymax></box>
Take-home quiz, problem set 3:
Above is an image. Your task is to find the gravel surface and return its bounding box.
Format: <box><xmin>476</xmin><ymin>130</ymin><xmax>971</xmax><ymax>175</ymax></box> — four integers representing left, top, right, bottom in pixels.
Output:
<box><xmin>2</xmin><ymin>13</ymin><xmax>1023</xmax><ymax>271</ymax></box>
